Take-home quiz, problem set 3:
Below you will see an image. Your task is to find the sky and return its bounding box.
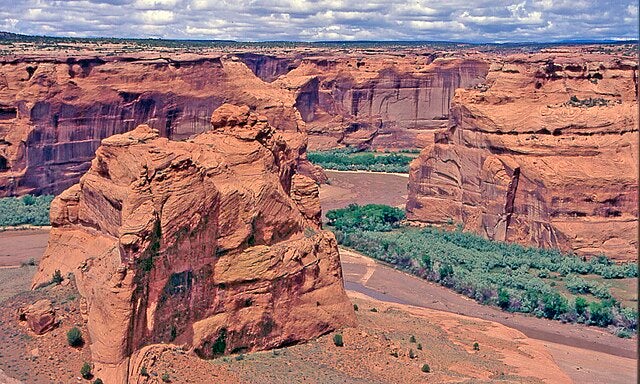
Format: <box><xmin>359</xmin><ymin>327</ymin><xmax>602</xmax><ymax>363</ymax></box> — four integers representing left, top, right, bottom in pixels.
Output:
<box><xmin>0</xmin><ymin>0</ymin><xmax>637</xmax><ymax>42</ymax></box>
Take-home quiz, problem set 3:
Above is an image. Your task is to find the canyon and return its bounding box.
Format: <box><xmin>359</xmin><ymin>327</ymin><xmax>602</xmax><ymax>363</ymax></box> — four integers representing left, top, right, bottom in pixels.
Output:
<box><xmin>30</xmin><ymin>104</ymin><xmax>355</xmax><ymax>382</ymax></box>
<box><xmin>0</xmin><ymin>42</ymin><xmax>637</xmax><ymax>258</ymax></box>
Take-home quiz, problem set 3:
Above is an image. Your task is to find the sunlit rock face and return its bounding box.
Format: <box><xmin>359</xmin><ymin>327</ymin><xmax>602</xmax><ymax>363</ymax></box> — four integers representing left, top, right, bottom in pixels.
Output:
<box><xmin>407</xmin><ymin>53</ymin><xmax>638</xmax><ymax>261</ymax></box>
<box><xmin>32</xmin><ymin>104</ymin><xmax>355</xmax><ymax>383</ymax></box>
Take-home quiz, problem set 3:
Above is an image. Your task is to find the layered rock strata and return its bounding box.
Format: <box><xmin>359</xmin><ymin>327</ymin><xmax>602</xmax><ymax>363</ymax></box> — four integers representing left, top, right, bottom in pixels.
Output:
<box><xmin>32</xmin><ymin>104</ymin><xmax>355</xmax><ymax>382</ymax></box>
<box><xmin>407</xmin><ymin>54</ymin><xmax>638</xmax><ymax>260</ymax></box>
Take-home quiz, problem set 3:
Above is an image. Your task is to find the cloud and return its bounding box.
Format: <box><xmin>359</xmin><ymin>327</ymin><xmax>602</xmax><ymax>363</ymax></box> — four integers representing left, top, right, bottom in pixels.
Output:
<box><xmin>0</xmin><ymin>0</ymin><xmax>636</xmax><ymax>41</ymax></box>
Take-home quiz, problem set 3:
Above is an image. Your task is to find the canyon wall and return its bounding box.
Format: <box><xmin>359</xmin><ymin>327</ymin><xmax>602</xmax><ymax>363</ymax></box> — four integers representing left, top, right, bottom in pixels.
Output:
<box><xmin>32</xmin><ymin>104</ymin><xmax>355</xmax><ymax>382</ymax></box>
<box><xmin>0</xmin><ymin>54</ymin><xmax>308</xmax><ymax>197</ymax></box>
<box><xmin>407</xmin><ymin>53</ymin><xmax>638</xmax><ymax>260</ymax></box>
<box><xmin>277</xmin><ymin>56</ymin><xmax>489</xmax><ymax>149</ymax></box>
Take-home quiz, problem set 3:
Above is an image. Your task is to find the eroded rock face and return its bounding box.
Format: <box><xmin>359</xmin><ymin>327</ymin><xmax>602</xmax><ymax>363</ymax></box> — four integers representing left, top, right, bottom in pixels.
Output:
<box><xmin>277</xmin><ymin>57</ymin><xmax>489</xmax><ymax>149</ymax></box>
<box><xmin>0</xmin><ymin>55</ymin><xmax>308</xmax><ymax>196</ymax></box>
<box><xmin>407</xmin><ymin>54</ymin><xmax>638</xmax><ymax>260</ymax></box>
<box><xmin>32</xmin><ymin>104</ymin><xmax>355</xmax><ymax>382</ymax></box>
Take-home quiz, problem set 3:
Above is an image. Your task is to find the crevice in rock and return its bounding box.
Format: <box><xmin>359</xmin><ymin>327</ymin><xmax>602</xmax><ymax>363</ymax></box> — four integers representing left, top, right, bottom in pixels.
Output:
<box><xmin>503</xmin><ymin>167</ymin><xmax>520</xmax><ymax>235</ymax></box>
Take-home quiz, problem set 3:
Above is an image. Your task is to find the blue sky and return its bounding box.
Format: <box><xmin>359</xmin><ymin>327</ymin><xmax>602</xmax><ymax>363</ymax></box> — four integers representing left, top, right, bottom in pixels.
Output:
<box><xmin>0</xmin><ymin>0</ymin><xmax>637</xmax><ymax>42</ymax></box>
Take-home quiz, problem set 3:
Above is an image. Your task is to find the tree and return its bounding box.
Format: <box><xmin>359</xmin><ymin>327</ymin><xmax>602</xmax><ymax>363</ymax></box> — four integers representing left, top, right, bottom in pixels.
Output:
<box><xmin>497</xmin><ymin>288</ymin><xmax>510</xmax><ymax>310</ymax></box>
<box><xmin>421</xmin><ymin>364</ymin><xmax>430</xmax><ymax>373</ymax></box>
<box><xmin>67</xmin><ymin>327</ymin><xmax>84</xmax><ymax>347</ymax></box>
<box><xmin>333</xmin><ymin>333</ymin><xmax>344</xmax><ymax>347</ymax></box>
<box><xmin>80</xmin><ymin>362</ymin><xmax>92</xmax><ymax>379</ymax></box>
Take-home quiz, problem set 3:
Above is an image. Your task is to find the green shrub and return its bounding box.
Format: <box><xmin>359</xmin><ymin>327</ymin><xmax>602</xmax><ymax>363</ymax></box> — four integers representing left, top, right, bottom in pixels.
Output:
<box><xmin>574</xmin><ymin>297</ymin><xmax>588</xmax><ymax>316</ymax></box>
<box><xmin>473</xmin><ymin>342</ymin><xmax>479</xmax><ymax>351</ymax></box>
<box><xmin>409</xmin><ymin>335</ymin><xmax>416</xmax><ymax>343</ymax></box>
<box><xmin>80</xmin><ymin>362</ymin><xmax>92</xmax><ymax>379</ymax></box>
<box><xmin>67</xmin><ymin>327</ymin><xmax>84</xmax><ymax>347</ymax></box>
<box><xmin>93</xmin><ymin>379</ymin><xmax>104</xmax><ymax>384</ymax></box>
<box><xmin>0</xmin><ymin>194</ymin><xmax>54</xmax><ymax>226</ymax></box>
<box><xmin>211</xmin><ymin>329</ymin><xmax>227</xmax><ymax>356</ymax></box>
<box><xmin>307</xmin><ymin>149</ymin><xmax>413</xmax><ymax>173</ymax></box>
<box><xmin>409</xmin><ymin>349</ymin><xmax>416</xmax><ymax>359</ymax></box>
<box><xmin>370</xmin><ymin>308</ymin><xmax>378</xmax><ymax>312</ymax></box>
<box><xmin>421</xmin><ymin>363</ymin><xmax>430</xmax><ymax>373</ymax></box>
<box><xmin>353</xmin><ymin>304</ymin><xmax>359</xmax><ymax>311</ymax></box>
<box><xmin>326</xmin><ymin>204</ymin><xmax>405</xmax><ymax>232</ymax></box>
<box><xmin>417</xmin><ymin>343</ymin><xmax>422</xmax><ymax>350</ymax></box>
<box><xmin>140</xmin><ymin>366</ymin><xmax>149</xmax><ymax>377</ymax></box>
<box><xmin>497</xmin><ymin>288</ymin><xmax>510</xmax><ymax>310</ymax></box>
<box><xmin>161</xmin><ymin>373</ymin><xmax>171</xmax><ymax>382</ymax></box>
<box><xmin>52</xmin><ymin>269</ymin><xmax>63</xmax><ymax>284</ymax></box>
<box><xmin>333</xmin><ymin>333</ymin><xmax>344</xmax><ymax>347</ymax></box>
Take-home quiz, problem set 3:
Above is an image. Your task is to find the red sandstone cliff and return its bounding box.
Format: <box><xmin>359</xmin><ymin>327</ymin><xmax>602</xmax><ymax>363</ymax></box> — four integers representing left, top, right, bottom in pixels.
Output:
<box><xmin>31</xmin><ymin>104</ymin><xmax>355</xmax><ymax>382</ymax></box>
<box><xmin>0</xmin><ymin>54</ymin><xmax>316</xmax><ymax>196</ymax></box>
<box><xmin>0</xmin><ymin>51</ymin><xmax>488</xmax><ymax>196</ymax></box>
<box><xmin>407</xmin><ymin>53</ymin><xmax>638</xmax><ymax>260</ymax></box>
<box><xmin>277</xmin><ymin>56</ymin><xmax>489</xmax><ymax>149</ymax></box>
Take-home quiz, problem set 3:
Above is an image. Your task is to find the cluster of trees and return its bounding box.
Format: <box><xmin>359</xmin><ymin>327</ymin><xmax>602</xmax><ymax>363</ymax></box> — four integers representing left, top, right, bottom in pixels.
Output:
<box><xmin>326</xmin><ymin>204</ymin><xmax>405</xmax><ymax>232</ymax></box>
<box><xmin>327</xmin><ymin>206</ymin><xmax>637</xmax><ymax>336</ymax></box>
<box><xmin>0</xmin><ymin>195</ymin><xmax>54</xmax><ymax>226</ymax></box>
<box><xmin>308</xmin><ymin>149</ymin><xmax>413</xmax><ymax>173</ymax></box>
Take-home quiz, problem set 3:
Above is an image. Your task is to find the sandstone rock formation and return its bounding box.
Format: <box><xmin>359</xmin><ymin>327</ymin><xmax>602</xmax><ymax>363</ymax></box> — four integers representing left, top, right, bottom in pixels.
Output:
<box><xmin>32</xmin><ymin>104</ymin><xmax>355</xmax><ymax>382</ymax></box>
<box><xmin>277</xmin><ymin>56</ymin><xmax>489</xmax><ymax>149</ymax></box>
<box><xmin>19</xmin><ymin>299</ymin><xmax>56</xmax><ymax>335</ymax></box>
<box><xmin>407</xmin><ymin>53</ymin><xmax>638</xmax><ymax>260</ymax></box>
<box><xmin>0</xmin><ymin>54</ymin><xmax>310</xmax><ymax>196</ymax></box>
<box><xmin>0</xmin><ymin>49</ymin><xmax>489</xmax><ymax>196</ymax></box>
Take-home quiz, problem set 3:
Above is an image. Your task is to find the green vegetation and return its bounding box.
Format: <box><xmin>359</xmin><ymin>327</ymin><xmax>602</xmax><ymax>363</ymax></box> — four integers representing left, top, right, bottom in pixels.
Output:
<box><xmin>327</xmin><ymin>204</ymin><xmax>405</xmax><ymax>232</ymax></box>
<box><xmin>473</xmin><ymin>342</ymin><xmax>480</xmax><ymax>351</ymax></box>
<box><xmin>417</xmin><ymin>343</ymin><xmax>422</xmax><ymax>350</ymax></box>
<box><xmin>52</xmin><ymin>270</ymin><xmax>63</xmax><ymax>284</ymax></box>
<box><xmin>353</xmin><ymin>303</ymin><xmax>359</xmax><ymax>311</ymax></box>
<box><xmin>67</xmin><ymin>327</ymin><xmax>84</xmax><ymax>347</ymax></box>
<box><xmin>566</xmin><ymin>95</ymin><xmax>613</xmax><ymax>108</ymax></box>
<box><xmin>80</xmin><ymin>362</ymin><xmax>92</xmax><ymax>379</ymax></box>
<box><xmin>308</xmin><ymin>148</ymin><xmax>414</xmax><ymax>173</ymax></box>
<box><xmin>211</xmin><ymin>328</ymin><xmax>227</xmax><ymax>356</ymax></box>
<box><xmin>0</xmin><ymin>194</ymin><xmax>54</xmax><ymax>226</ymax></box>
<box><xmin>328</xmin><ymin>205</ymin><xmax>638</xmax><ymax>335</ymax></box>
<box><xmin>421</xmin><ymin>363</ymin><xmax>431</xmax><ymax>373</ymax></box>
<box><xmin>161</xmin><ymin>373</ymin><xmax>171</xmax><ymax>382</ymax></box>
<box><xmin>93</xmin><ymin>379</ymin><xmax>103</xmax><ymax>384</ymax></box>
<box><xmin>409</xmin><ymin>335</ymin><xmax>416</xmax><ymax>343</ymax></box>
<box><xmin>333</xmin><ymin>333</ymin><xmax>344</xmax><ymax>347</ymax></box>
<box><xmin>140</xmin><ymin>366</ymin><xmax>149</xmax><ymax>377</ymax></box>
<box><xmin>409</xmin><ymin>349</ymin><xmax>416</xmax><ymax>359</ymax></box>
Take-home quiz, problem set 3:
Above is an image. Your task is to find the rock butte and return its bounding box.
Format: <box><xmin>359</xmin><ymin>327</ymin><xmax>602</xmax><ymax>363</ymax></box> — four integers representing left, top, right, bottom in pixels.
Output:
<box><xmin>407</xmin><ymin>52</ymin><xmax>638</xmax><ymax>260</ymax></box>
<box><xmin>32</xmin><ymin>104</ymin><xmax>355</xmax><ymax>383</ymax></box>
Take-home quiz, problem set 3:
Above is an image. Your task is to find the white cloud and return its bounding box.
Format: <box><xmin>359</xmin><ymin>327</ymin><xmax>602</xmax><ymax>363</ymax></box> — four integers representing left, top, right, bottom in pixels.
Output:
<box><xmin>0</xmin><ymin>0</ymin><xmax>636</xmax><ymax>41</ymax></box>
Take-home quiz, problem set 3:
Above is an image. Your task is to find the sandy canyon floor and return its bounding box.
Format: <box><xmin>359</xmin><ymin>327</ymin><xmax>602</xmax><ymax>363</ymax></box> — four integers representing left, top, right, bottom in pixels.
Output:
<box><xmin>0</xmin><ymin>171</ymin><xmax>636</xmax><ymax>383</ymax></box>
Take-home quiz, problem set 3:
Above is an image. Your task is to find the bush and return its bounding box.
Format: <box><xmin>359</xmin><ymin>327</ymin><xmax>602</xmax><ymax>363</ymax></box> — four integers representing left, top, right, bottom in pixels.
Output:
<box><xmin>353</xmin><ymin>304</ymin><xmax>359</xmax><ymax>311</ymax></box>
<box><xmin>161</xmin><ymin>373</ymin><xmax>171</xmax><ymax>382</ymax></box>
<box><xmin>67</xmin><ymin>327</ymin><xmax>84</xmax><ymax>347</ymax></box>
<box><xmin>140</xmin><ymin>366</ymin><xmax>149</xmax><ymax>377</ymax></box>
<box><xmin>326</xmin><ymin>204</ymin><xmax>405</xmax><ymax>232</ymax></box>
<box><xmin>473</xmin><ymin>342</ymin><xmax>479</xmax><ymax>351</ymax></box>
<box><xmin>307</xmin><ymin>149</ymin><xmax>413</xmax><ymax>173</ymax></box>
<box><xmin>0</xmin><ymin>194</ymin><xmax>54</xmax><ymax>226</ymax></box>
<box><xmin>497</xmin><ymin>288</ymin><xmax>510</xmax><ymax>310</ymax></box>
<box><xmin>409</xmin><ymin>335</ymin><xmax>416</xmax><ymax>343</ymax></box>
<box><xmin>333</xmin><ymin>333</ymin><xmax>344</xmax><ymax>347</ymax></box>
<box><xmin>52</xmin><ymin>269</ymin><xmax>63</xmax><ymax>284</ymax></box>
<box><xmin>409</xmin><ymin>349</ymin><xmax>416</xmax><ymax>359</ymax></box>
<box><xmin>574</xmin><ymin>297</ymin><xmax>588</xmax><ymax>317</ymax></box>
<box><xmin>417</xmin><ymin>343</ymin><xmax>422</xmax><ymax>350</ymax></box>
<box><xmin>421</xmin><ymin>363</ymin><xmax>431</xmax><ymax>373</ymax></box>
<box><xmin>93</xmin><ymin>379</ymin><xmax>104</xmax><ymax>384</ymax></box>
<box><xmin>80</xmin><ymin>362</ymin><xmax>92</xmax><ymax>379</ymax></box>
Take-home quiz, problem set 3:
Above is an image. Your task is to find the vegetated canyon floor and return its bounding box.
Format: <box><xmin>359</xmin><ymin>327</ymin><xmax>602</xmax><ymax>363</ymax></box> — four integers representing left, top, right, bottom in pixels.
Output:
<box><xmin>0</xmin><ymin>170</ymin><xmax>636</xmax><ymax>383</ymax></box>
